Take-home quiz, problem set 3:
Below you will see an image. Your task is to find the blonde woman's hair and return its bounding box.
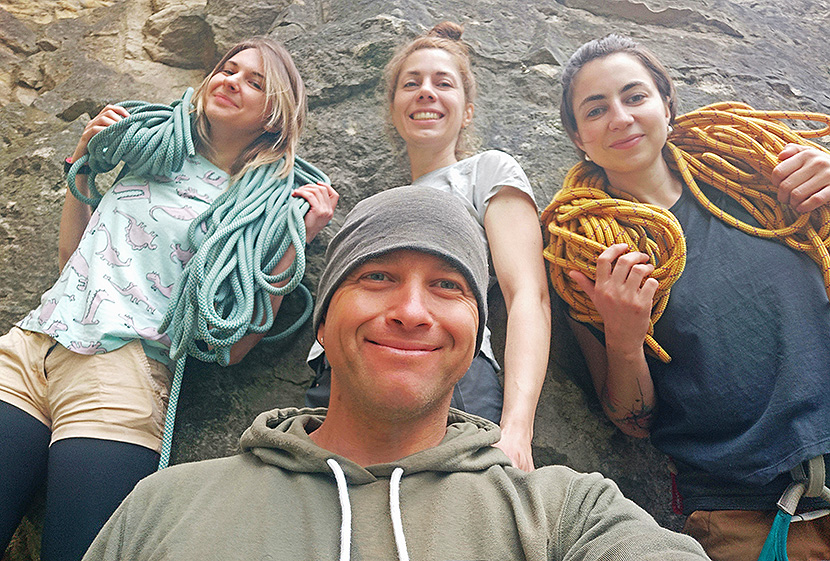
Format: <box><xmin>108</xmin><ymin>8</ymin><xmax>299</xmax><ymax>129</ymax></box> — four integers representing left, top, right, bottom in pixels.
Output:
<box><xmin>193</xmin><ymin>37</ymin><xmax>307</xmax><ymax>178</ymax></box>
<box><xmin>383</xmin><ymin>21</ymin><xmax>478</xmax><ymax>159</ymax></box>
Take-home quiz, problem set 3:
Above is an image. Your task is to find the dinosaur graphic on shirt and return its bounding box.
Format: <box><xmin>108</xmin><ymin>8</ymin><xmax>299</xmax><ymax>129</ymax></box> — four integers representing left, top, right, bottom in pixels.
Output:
<box><xmin>75</xmin><ymin>289</ymin><xmax>113</xmax><ymax>325</ymax></box>
<box><xmin>114</xmin><ymin>209</ymin><xmax>158</xmax><ymax>250</ymax></box>
<box><xmin>170</xmin><ymin>243</ymin><xmax>195</xmax><ymax>268</ymax></box>
<box><xmin>37</xmin><ymin>299</ymin><xmax>59</xmax><ymax>324</ymax></box>
<box><xmin>177</xmin><ymin>185</ymin><xmax>214</xmax><ymax>205</ymax></box>
<box><xmin>67</xmin><ymin>340</ymin><xmax>106</xmax><ymax>354</ymax></box>
<box><xmin>67</xmin><ymin>251</ymin><xmax>90</xmax><ymax>290</ymax></box>
<box><xmin>119</xmin><ymin>314</ymin><xmax>172</xmax><ymax>346</ymax></box>
<box><xmin>199</xmin><ymin>170</ymin><xmax>227</xmax><ymax>189</ymax></box>
<box><xmin>149</xmin><ymin>204</ymin><xmax>200</xmax><ymax>222</ymax></box>
<box><xmin>36</xmin><ymin>295</ymin><xmax>76</xmax><ymax>325</ymax></box>
<box><xmin>83</xmin><ymin>210</ymin><xmax>101</xmax><ymax>237</ymax></box>
<box><xmin>95</xmin><ymin>224</ymin><xmax>132</xmax><ymax>267</ymax></box>
<box><xmin>113</xmin><ymin>180</ymin><xmax>151</xmax><ymax>201</ymax></box>
<box><xmin>103</xmin><ymin>275</ymin><xmax>156</xmax><ymax>314</ymax></box>
<box><xmin>43</xmin><ymin>320</ymin><xmax>68</xmax><ymax>337</ymax></box>
<box><xmin>146</xmin><ymin>272</ymin><xmax>174</xmax><ymax>298</ymax></box>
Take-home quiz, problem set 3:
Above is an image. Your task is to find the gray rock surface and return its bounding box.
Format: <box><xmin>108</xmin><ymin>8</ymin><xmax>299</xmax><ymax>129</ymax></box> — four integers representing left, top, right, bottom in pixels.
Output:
<box><xmin>2</xmin><ymin>0</ymin><xmax>830</xmax><ymax>554</ymax></box>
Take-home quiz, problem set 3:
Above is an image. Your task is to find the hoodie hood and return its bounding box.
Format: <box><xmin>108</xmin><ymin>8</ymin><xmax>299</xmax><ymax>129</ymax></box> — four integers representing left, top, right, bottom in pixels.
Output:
<box><xmin>239</xmin><ymin>407</ymin><xmax>509</xmax><ymax>485</ymax></box>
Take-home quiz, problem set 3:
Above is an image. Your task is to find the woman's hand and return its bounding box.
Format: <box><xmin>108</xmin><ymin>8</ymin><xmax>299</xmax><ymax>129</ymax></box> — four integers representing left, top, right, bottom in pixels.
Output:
<box><xmin>773</xmin><ymin>143</ymin><xmax>830</xmax><ymax>213</ymax></box>
<box><xmin>70</xmin><ymin>104</ymin><xmax>131</xmax><ymax>163</ymax></box>
<box><xmin>568</xmin><ymin>243</ymin><xmax>658</xmax><ymax>437</ymax></box>
<box><xmin>293</xmin><ymin>182</ymin><xmax>339</xmax><ymax>243</ymax></box>
<box><xmin>568</xmin><ymin>243</ymin><xmax>658</xmax><ymax>355</ymax></box>
<box><xmin>494</xmin><ymin>428</ymin><xmax>535</xmax><ymax>472</ymax></box>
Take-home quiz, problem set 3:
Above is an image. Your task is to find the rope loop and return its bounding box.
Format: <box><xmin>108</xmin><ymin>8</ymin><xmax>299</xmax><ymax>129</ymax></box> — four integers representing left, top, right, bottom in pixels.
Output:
<box><xmin>67</xmin><ymin>88</ymin><xmax>196</xmax><ymax>207</ymax></box>
<box><xmin>542</xmin><ymin>102</ymin><xmax>830</xmax><ymax>363</ymax></box>
<box><xmin>159</xmin><ymin>155</ymin><xmax>328</xmax><ymax>368</ymax></box>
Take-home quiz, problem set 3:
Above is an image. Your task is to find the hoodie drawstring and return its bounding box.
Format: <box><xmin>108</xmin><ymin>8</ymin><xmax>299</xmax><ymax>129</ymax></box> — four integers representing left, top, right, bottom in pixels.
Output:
<box><xmin>326</xmin><ymin>460</ymin><xmax>411</xmax><ymax>561</ymax></box>
<box><xmin>327</xmin><ymin>459</ymin><xmax>352</xmax><ymax>561</ymax></box>
<box><xmin>389</xmin><ymin>467</ymin><xmax>410</xmax><ymax>561</ymax></box>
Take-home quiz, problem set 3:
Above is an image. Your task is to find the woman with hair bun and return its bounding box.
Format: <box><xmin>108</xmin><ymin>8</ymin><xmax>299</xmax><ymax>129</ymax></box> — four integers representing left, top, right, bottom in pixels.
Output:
<box><xmin>306</xmin><ymin>22</ymin><xmax>551</xmax><ymax>472</ymax></box>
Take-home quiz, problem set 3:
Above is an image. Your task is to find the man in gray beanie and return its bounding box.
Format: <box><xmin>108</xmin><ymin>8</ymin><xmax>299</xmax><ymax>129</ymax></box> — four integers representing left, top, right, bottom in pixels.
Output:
<box><xmin>83</xmin><ymin>186</ymin><xmax>709</xmax><ymax>561</ymax></box>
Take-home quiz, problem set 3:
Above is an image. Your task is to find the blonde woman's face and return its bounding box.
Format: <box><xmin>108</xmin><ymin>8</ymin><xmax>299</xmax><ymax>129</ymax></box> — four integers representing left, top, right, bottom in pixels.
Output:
<box><xmin>204</xmin><ymin>48</ymin><xmax>271</xmax><ymax>139</ymax></box>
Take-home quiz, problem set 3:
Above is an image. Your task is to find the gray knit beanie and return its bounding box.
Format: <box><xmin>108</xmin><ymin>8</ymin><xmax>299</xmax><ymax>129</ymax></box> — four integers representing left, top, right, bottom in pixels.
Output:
<box><xmin>313</xmin><ymin>185</ymin><xmax>489</xmax><ymax>355</ymax></box>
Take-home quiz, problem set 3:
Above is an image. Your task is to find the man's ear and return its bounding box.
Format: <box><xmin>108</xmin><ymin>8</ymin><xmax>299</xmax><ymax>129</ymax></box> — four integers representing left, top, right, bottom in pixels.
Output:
<box><xmin>316</xmin><ymin>320</ymin><xmax>325</xmax><ymax>346</ymax></box>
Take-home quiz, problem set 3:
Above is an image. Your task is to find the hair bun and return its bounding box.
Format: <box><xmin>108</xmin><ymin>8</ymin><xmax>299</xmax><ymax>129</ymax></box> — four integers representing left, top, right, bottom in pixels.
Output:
<box><xmin>429</xmin><ymin>21</ymin><xmax>463</xmax><ymax>41</ymax></box>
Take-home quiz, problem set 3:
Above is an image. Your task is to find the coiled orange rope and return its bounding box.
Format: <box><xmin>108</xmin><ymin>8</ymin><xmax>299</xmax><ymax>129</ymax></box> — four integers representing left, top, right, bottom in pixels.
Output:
<box><xmin>542</xmin><ymin>102</ymin><xmax>830</xmax><ymax>362</ymax></box>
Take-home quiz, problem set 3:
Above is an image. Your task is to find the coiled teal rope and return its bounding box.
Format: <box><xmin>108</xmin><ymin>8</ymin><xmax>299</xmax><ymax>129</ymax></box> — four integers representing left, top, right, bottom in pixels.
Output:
<box><xmin>157</xmin><ymin>156</ymin><xmax>327</xmax><ymax>469</ymax></box>
<box><xmin>66</xmin><ymin>88</ymin><xmax>328</xmax><ymax>470</ymax></box>
<box><xmin>67</xmin><ymin>88</ymin><xmax>196</xmax><ymax>206</ymax></box>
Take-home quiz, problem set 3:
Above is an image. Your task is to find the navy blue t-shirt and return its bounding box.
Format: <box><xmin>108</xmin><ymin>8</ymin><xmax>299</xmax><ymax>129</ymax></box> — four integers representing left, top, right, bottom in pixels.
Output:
<box><xmin>645</xmin><ymin>183</ymin><xmax>830</xmax><ymax>511</ymax></box>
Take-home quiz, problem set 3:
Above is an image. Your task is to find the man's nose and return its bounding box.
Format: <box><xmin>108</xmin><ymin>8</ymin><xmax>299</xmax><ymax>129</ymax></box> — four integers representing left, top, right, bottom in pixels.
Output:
<box><xmin>388</xmin><ymin>282</ymin><xmax>432</xmax><ymax>328</ymax></box>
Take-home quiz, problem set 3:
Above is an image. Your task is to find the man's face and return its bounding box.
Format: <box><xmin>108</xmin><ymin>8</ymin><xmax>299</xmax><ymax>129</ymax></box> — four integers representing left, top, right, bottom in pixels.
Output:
<box><xmin>318</xmin><ymin>249</ymin><xmax>479</xmax><ymax>420</ymax></box>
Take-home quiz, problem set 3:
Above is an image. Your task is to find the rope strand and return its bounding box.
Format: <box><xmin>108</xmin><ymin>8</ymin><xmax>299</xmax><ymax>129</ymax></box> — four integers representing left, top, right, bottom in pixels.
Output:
<box><xmin>542</xmin><ymin>102</ymin><xmax>830</xmax><ymax>362</ymax></box>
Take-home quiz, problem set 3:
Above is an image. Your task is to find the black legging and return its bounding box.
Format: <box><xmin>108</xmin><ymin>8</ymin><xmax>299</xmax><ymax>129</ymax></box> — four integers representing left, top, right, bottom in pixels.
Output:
<box><xmin>0</xmin><ymin>401</ymin><xmax>159</xmax><ymax>561</ymax></box>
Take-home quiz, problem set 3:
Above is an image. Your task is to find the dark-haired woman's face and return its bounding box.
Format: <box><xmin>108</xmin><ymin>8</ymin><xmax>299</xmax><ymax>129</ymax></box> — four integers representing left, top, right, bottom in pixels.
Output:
<box><xmin>390</xmin><ymin>48</ymin><xmax>473</xmax><ymax>156</ymax></box>
<box><xmin>570</xmin><ymin>52</ymin><xmax>671</xmax><ymax>175</ymax></box>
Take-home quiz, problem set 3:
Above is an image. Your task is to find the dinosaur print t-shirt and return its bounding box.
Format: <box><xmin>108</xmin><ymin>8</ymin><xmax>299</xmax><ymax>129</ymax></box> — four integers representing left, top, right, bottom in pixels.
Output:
<box><xmin>18</xmin><ymin>154</ymin><xmax>229</xmax><ymax>368</ymax></box>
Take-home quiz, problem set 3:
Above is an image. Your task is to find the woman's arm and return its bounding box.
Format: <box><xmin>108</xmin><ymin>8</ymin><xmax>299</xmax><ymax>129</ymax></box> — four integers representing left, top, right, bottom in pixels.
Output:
<box><xmin>59</xmin><ymin>105</ymin><xmax>131</xmax><ymax>269</ymax></box>
<box><xmin>567</xmin><ymin>244</ymin><xmax>657</xmax><ymax>438</ymax></box>
<box><xmin>227</xmin><ymin>182</ymin><xmax>338</xmax><ymax>364</ymax></box>
<box><xmin>483</xmin><ymin>186</ymin><xmax>551</xmax><ymax>472</ymax></box>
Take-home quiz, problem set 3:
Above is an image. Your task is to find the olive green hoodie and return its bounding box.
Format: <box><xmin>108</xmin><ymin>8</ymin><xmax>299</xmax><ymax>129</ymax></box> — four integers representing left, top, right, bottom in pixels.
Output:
<box><xmin>83</xmin><ymin>408</ymin><xmax>709</xmax><ymax>561</ymax></box>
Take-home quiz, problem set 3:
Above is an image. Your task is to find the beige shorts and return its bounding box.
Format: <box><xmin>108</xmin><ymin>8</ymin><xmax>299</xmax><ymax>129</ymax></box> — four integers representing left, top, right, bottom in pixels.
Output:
<box><xmin>0</xmin><ymin>327</ymin><xmax>172</xmax><ymax>452</ymax></box>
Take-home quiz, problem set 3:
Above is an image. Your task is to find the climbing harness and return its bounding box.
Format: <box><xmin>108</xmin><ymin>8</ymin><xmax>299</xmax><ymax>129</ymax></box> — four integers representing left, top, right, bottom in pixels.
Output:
<box><xmin>67</xmin><ymin>89</ymin><xmax>329</xmax><ymax>469</ymax></box>
<box><xmin>757</xmin><ymin>456</ymin><xmax>830</xmax><ymax>561</ymax></box>
<box><xmin>542</xmin><ymin>102</ymin><xmax>830</xmax><ymax>362</ymax></box>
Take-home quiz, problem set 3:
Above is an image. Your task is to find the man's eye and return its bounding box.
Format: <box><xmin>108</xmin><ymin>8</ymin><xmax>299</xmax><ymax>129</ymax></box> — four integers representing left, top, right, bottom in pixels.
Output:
<box><xmin>437</xmin><ymin>279</ymin><xmax>460</xmax><ymax>290</ymax></box>
<box><xmin>363</xmin><ymin>272</ymin><xmax>388</xmax><ymax>281</ymax></box>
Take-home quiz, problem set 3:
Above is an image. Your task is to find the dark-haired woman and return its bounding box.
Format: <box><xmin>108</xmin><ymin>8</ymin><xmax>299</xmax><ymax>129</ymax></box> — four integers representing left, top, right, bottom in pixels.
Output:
<box><xmin>551</xmin><ymin>34</ymin><xmax>830</xmax><ymax>560</ymax></box>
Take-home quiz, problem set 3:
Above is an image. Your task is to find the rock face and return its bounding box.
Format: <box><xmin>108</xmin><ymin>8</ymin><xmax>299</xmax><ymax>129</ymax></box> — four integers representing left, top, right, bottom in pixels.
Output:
<box><xmin>2</xmin><ymin>0</ymin><xmax>830</xmax><ymax>555</ymax></box>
